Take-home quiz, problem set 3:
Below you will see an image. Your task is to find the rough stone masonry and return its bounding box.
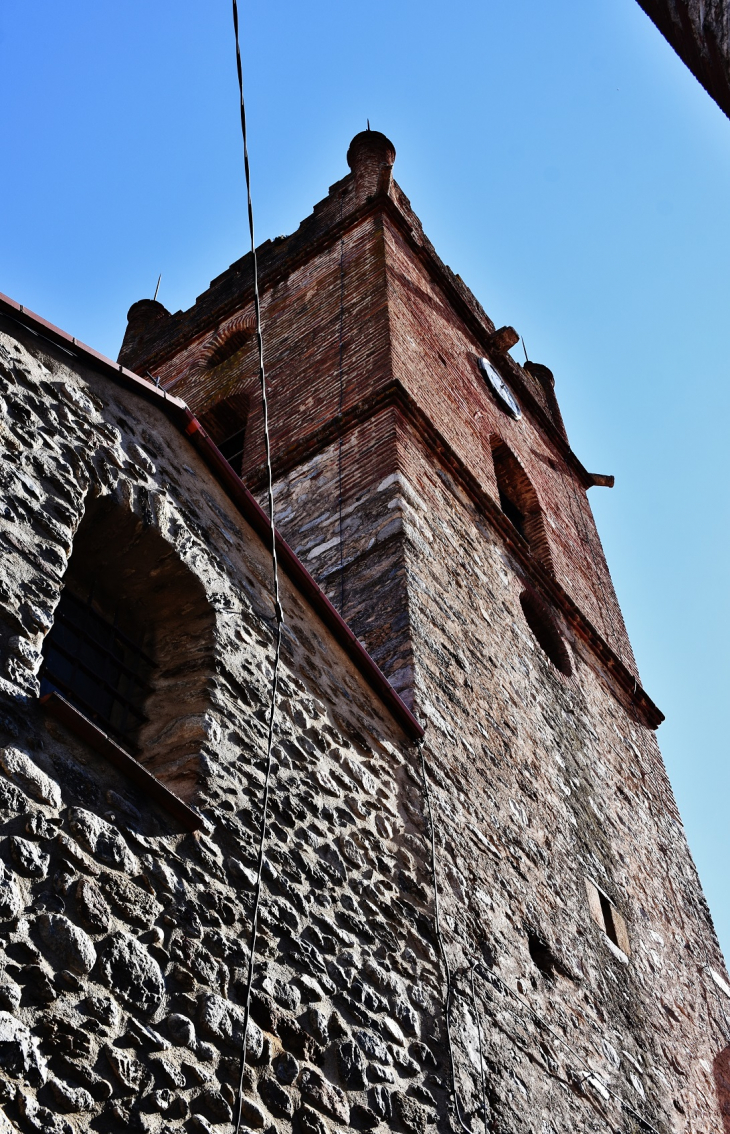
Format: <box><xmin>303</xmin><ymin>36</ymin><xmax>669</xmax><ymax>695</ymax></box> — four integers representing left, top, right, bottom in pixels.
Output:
<box><xmin>0</xmin><ymin>128</ymin><xmax>727</xmax><ymax>1134</ymax></box>
<box><xmin>635</xmin><ymin>0</ymin><xmax>730</xmax><ymax>122</ymax></box>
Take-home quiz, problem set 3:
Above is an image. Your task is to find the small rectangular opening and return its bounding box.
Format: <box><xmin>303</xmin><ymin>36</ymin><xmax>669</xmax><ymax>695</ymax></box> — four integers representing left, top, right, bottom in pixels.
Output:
<box><xmin>598</xmin><ymin>890</ymin><xmax>619</xmax><ymax>947</ymax></box>
<box><xmin>585</xmin><ymin>878</ymin><xmax>630</xmax><ymax>957</ymax></box>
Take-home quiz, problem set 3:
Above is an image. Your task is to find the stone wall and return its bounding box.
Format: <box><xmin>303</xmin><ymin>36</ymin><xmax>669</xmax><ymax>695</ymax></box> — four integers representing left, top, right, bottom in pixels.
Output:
<box><xmin>268</xmin><ymin>411</ymin><xmax>730</xmax><ymax>1132</ymax></box>
<box><xmin>0</xmin><ymin>319</ymin><xmax>460</xmax><ymax>1134</ymax></box>
<box><xmin>636</xmin><ymin>0</ymin><xmax>730</xmax><ymax>120</ymax></box>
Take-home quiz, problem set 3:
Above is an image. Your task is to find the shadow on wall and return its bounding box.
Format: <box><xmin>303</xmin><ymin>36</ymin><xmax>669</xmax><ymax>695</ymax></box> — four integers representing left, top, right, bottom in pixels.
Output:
<box><xmin>39</xmin><ymin>493</ymin><xmax>216</xmax><ymax>801</ymax></box>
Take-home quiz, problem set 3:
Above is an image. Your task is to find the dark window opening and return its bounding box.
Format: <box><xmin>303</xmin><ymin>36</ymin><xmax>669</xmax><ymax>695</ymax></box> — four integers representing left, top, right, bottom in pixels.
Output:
<box><xmin>585</xmin><ymin>878</ymin><xmax>630</xmax><ymax>957</ymax></box>
<box><xmin>598</xmin><ymin>891</ymin><xmax>620</xmax><ymax>948</ymax></box>
<box><xmin>199</xmin><ymin>391</ymin><xmax>249</xmax><ymax>474</ymax></box>
<box><xmin>489</xmin><ymin>436</ymin><xmax>554</xmax><ymax>572</ymax></box>
<box><xmin>528</xmin><ymin>933</ymin><xmax>555</xmax><ymax>977</ymax></box>
<box><xmin>40</xmin><ymin>584</ymin><xmax>154</xmax><ymax>749</ymax></box>
<box><xmin>498</xmin><ymin>487</ymin><xmax>526</xmax><ymax>539</ymax></box>
<box><xmin>519</xmin><ymin>589</ymin><xmax>572</xmax><ymax>676</ymax></box>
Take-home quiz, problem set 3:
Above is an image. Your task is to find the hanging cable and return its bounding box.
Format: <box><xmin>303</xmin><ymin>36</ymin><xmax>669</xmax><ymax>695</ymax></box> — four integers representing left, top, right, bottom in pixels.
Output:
<box><xmin>229</xmin><ymin>5</ymin><xmax>284</xmax><ymax>1133</ymax></box>
<box><xmin>419</xmin><ymin>740</ymin><xmax>477</xmax><ymax>1134</ymax></box>
<box><xmin>465</xmin><ymin>970</ymin><xmax>621</xmax><ymax>1134</ymax></box>
<box><xmin>470</xmin><ymin>964</ymin><xmax>663</xmax><ymax>1134</ymax></box>
<box><xmin>470</xmin><ymin>965</ymin><xmax>490</xmax><ymax>1132</ymax></box>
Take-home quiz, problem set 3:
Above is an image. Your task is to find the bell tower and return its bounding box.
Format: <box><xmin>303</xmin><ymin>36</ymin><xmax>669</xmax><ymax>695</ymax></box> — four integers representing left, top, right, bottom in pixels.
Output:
<box><xmin>120</xmin><ymin>130</ymin><xmax>730</xmax><ymax>1132</ymax></box>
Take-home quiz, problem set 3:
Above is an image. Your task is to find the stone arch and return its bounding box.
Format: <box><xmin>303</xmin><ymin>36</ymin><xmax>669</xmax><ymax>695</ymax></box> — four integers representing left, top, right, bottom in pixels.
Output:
<box><xmin>162</xmin><ymin>314</ymin><xmax>256</xmax><ymax>466</ymax></box>
<box><xmin>40</xmin><ymin>492</ymin><xmax>216</xmax><ymax>801</ymax></box>
<box><xmin>489</xmin><ymin>435</ymin><xmax>554</xmax><ymax>573</ymax></box>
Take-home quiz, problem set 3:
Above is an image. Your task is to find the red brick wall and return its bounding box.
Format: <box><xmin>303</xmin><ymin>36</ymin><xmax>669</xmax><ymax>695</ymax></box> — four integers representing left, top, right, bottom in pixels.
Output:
<box><xmin>115</xmin><ymin>131</ymin><xmax>730</xmax><ymax>1130</ymax></box>
<box><xmin>143</xmin><ymin>193</ymin><xmax>636</xmax><ymax>685</ymax></box>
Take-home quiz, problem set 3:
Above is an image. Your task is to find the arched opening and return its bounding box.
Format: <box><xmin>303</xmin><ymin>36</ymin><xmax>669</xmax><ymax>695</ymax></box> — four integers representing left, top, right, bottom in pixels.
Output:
<box><xmin>519</xmin><ymin>588</ymin><xmax>572</xmax><ymax>676</ymax></box>
<box><xmin>40</xmin><ymin>495</ymin><xmax>215</xmax><ymax>799</ymax></box>
<box><xmin>199</xmin><ymin>389</ymin><xmax>249</xmax><ymax>474</ymax></box>
<box><xmin>192</xmin><ymin>316</ymin><xmax>256</xmax><ymax>473</ymax></box>
<box><xmin>490</xmin><ymin>437</ymin><xmax>554</xmax><ymax>573</ymax></box>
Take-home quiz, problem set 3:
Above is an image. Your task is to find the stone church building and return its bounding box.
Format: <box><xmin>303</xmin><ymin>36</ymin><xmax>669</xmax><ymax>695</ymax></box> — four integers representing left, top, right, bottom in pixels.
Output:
<box><xmin>0</xmin><ymin>130</ymin><xmax>727</xmax><ymax>1133</ymax></box>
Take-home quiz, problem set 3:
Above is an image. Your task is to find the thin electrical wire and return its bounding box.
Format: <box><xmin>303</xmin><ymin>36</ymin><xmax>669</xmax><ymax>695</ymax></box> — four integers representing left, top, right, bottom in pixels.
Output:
<box><xmin>419</xmin><ymin>740</ymin><xmax>477</xmax><ymax>1134</ymax></box>
<box><xmin>229</xmin><ymin>5</ymin><xmax>284</xmax><ymax>1133</ymax></box>
<box><xmin>420</xmin><ymin>738</ymin><xmax>662</xmax><ymax>1134</ymax></box>
<box><xmin>470</xmin><ymin>972</ymin><xmax>620</xmax><ymax>1134</ymax></box>
<box><xmin>470</xmin><ymin>965</ymin><xmax>489</xmax><ymax>1132</ymax></box>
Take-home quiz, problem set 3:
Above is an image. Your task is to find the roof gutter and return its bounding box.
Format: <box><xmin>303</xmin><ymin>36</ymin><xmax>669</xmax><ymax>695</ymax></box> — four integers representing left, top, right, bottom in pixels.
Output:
<box><xmin>0</xmin><ymin>291</ymin><xmax>424</xmax><ymax>742</ymax></box>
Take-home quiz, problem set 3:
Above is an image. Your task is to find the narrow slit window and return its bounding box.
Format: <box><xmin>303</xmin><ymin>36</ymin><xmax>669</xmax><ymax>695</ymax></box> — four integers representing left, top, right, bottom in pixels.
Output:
<box><xmin>598</xmin><ymin>890</ymin><xmax>619</xmax><ymax>948</ymax></box>
<box><xmin>585</xmin><ymin>878</ymin><xmax>630</xmax><ymax>957</ymax></box>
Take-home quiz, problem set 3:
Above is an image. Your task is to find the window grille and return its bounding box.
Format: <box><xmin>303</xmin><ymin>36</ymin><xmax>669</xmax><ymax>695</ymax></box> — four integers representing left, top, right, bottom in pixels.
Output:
<box><xmin>40</xmin><ymin>585</ymin><xmax>154</xmax><ymax>748</ymax></box>
<box><xmin>199</xmin><ymin>391</ymin><xmax>248</xmax><ymax>474</ymax></box>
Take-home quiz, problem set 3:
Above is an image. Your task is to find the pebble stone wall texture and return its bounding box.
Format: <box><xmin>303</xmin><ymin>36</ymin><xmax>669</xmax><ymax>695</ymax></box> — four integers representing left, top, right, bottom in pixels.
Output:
<box><xmin>118</xmin><ymin>131</ymin><xmax>730</xmax><ymax>1133</ymax></box>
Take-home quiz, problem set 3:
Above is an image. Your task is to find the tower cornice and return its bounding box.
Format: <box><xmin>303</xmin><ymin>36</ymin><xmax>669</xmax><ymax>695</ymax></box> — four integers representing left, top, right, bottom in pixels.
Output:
<box><xmin>120</xmin><ymin>183</ymin><xmax>594</xmax><ymax>488</ymax></box>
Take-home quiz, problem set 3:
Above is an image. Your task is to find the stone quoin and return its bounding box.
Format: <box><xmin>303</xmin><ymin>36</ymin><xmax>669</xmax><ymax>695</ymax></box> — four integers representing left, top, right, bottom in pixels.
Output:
<box><xmin>0</xmin><ymin>129</ymin><xmax>726</xmax><ymax>1134</ymax></box>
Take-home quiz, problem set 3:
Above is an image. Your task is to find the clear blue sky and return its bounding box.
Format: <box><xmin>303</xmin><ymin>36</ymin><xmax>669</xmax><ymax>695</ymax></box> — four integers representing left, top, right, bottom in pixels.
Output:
<box><xmin>3</xmin><ymin>2</ymin><xmax>729</xmax><ymax>957</ymax></box>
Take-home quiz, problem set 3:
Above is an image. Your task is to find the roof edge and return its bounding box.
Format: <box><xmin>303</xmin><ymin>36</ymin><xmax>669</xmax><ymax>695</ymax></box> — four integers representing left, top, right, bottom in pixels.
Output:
<box><xmin>0</xmin><ymin>291</ymin><xmax>424</xmax><ymax>742</ymax></box>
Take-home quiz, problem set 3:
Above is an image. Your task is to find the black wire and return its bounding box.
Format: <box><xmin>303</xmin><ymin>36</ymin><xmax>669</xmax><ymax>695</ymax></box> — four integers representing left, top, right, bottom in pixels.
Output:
<box><xmin>230</xmin><ymin>4</ymin><xmax>284</xmax><ymax>1132</ymax></box>
<box><xmin>421</xmin><ymin>732</ymin><xmax>662</xmax><ymax>1134</ymax></box>
<box><xmin>419</xmin><ymin>740</ymin><xmax>476</xmax><ymax>1134</ymax></box>
<box><xmin>470</xmin><ymin>965</ymin><xmax>489</xmax><ymax>1131</ymax></box>
<box><xmin>471</xmin><ymin>964</ymin><xmax>662</xmax><ymax>1134</ymax></box>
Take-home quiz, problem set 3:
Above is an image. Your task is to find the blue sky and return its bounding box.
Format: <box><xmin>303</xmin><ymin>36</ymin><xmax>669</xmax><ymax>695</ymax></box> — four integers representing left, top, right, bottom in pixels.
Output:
<box><xmin>3</xmin><ymin>1</ymin><xmax>729</xmax><ymax>957</ymax></box>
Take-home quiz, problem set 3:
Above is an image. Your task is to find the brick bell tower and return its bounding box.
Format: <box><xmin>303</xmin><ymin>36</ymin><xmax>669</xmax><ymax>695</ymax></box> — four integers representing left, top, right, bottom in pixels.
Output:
<box><xmin>120</xmin><ymin>131</ymin><xmax>730</xmax><ymax>1132</ymax></box>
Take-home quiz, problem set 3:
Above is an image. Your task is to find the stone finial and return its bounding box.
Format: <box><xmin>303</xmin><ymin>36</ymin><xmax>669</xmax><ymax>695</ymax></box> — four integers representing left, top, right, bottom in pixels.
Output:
<box><xmin>346</xmin><ymin>130</ymin><xmax>396</xmax><ymax>201</ymax></box>
<box><xmin>118</xmin><ymin>299</ymin><xmax>171</xmax><ymax>370</ymax></box>
<box><xmin>524</xmin><ymin>361</ymin><xmax>555</xmax><ymax>389</ymax></box>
